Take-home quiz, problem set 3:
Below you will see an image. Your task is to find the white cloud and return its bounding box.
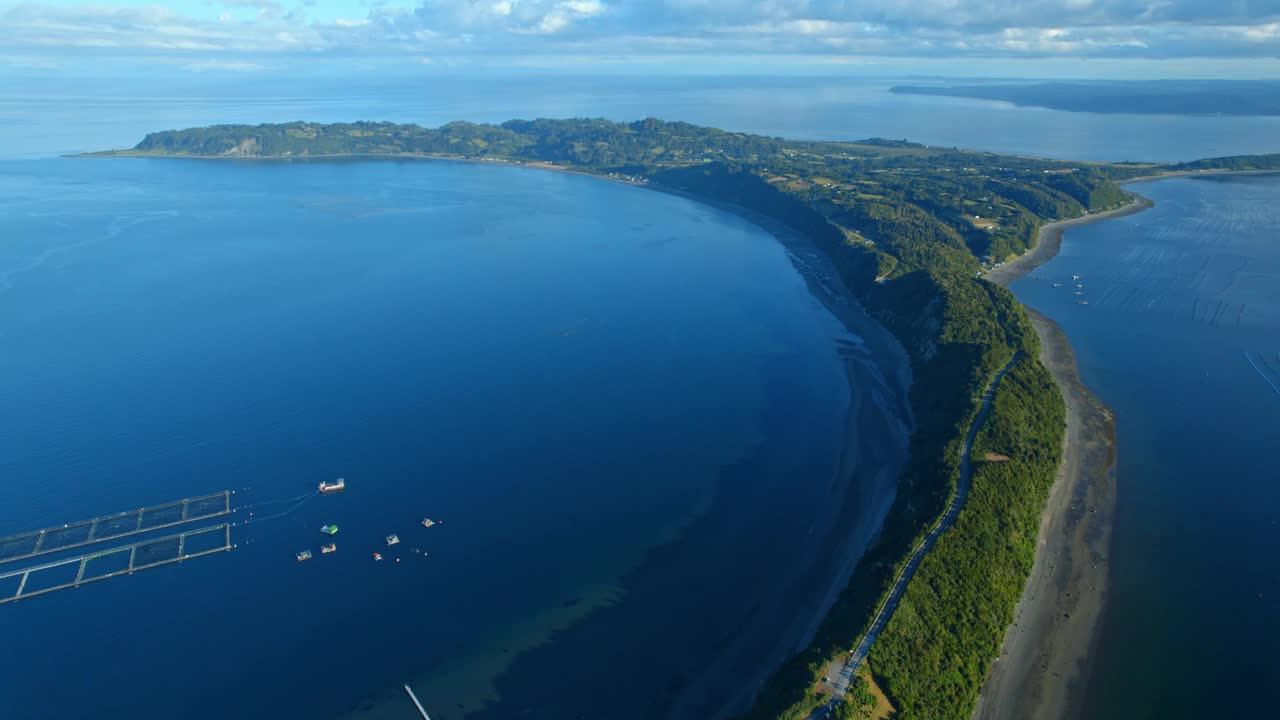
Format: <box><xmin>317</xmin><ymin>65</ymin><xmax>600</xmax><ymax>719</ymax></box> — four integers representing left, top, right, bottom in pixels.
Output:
<box><xmin>1241</xmin><ymin>22</ymin><xmax>1280</xmax><ymax>40</ymax></box>
<box><xmin>182</xmin><ymin>58</ymin><xmax>268</xmax><ymax>71</ymax></box>
<box><xmin>1</xmin><ymin>0</ymin><xmax>1279</xmax><ymax>62</ymax></box>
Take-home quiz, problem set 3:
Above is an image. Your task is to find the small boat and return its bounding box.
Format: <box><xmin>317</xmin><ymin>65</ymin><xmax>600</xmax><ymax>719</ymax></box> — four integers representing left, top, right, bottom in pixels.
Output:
<box><xmin>321</xmin><ymin>543</ymin><xmax>336</xmax><ymax>554</ymax></box>
<box><xmin>1076</xmin><ymin>301</ymin><xmax>1090</xmax><ymax>305</ymax></box>
<box><xmin>373</xmin><ymin>552</ymin><xmax>383</xmax><ymax>561</ymax></box>
<box><xmin>297</xmin><ymin>550</ymin><xmax>312</xmax><ymax>562</ymax></box>
<box><xmin>318</xmin><ymin>478</ymin><xmax>346</xmax><ymax>494</ymax></box>
<box><xmin>321</xmin><ymin>524</ymin><xmax>339</xmax><ymax>536</ymax></box>
<box><xmin>421</xmin><ymin>518</ymin><xmax>436</xmax><ymax>529</ymax></box>
<box><xmin>1053</xmin><ymin>283</ymin><xmax>1063</xmax><ymax>288</ymax></box>
<box><xmin>385</xmin><ymin>534</ymin><xmax>400</xmax><ymax>546</ymax></box>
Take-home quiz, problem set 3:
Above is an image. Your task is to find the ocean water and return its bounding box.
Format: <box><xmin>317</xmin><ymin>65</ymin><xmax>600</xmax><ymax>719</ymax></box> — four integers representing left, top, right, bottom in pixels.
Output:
<box><xmin>3</xmin><ymin>74</ymin><xmax>1280</xmax><ymax>163</ymax></box>
<box><xmin>1011</xmin><ymin>175</ymin><xmax>1280</xmax><ymax>718</ymax></box>
<box><xmin>3</xmin><ymin>75</ymin><xmax>1278</xmax><ymax>719</ymax></box>
<box><xmin>0</xmin><ymin>156</ymin><xmax>911</xmax><ymax>719</ymax></box>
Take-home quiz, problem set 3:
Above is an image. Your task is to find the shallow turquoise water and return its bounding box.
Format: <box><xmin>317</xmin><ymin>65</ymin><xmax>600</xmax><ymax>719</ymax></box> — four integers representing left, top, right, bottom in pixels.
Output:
<box><xmin>1012</xmin><ymin>175</ymin><xmax>1280</xmax><ymax>718</ymax></box>
<box><xmin>0</xmin><ymin>156</ymin><xmax>910</xmax><ymax>719</ymax></box>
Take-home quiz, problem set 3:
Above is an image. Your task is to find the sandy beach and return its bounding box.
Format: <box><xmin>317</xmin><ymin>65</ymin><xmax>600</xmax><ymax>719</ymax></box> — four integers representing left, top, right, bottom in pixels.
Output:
<box><xmin>974</xmin><ymin>198</ymin><xmax>1156</xmax><ymax>720</ymax></box>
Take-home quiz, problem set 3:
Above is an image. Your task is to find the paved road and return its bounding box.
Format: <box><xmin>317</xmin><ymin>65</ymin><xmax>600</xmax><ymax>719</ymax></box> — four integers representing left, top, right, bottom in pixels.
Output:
<box><xmin>806</xmin><ymin>354</ymin><xmax>1021</xmax><ymax>718</ymax></box>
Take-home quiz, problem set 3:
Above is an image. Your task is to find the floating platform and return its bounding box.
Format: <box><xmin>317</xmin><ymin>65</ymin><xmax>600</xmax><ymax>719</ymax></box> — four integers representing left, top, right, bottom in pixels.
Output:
<box><xmin>0</xmin><ymin>524</ymin><xmax>232</xmax><ymax>604</ymax></box>
<box><xmin>0</xmin><ymin>491</ymin><xmax>231</xmax><ymax>565</ymax></box>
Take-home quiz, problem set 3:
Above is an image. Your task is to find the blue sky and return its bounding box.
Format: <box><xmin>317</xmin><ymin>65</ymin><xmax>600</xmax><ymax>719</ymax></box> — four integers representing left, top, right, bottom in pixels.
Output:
<box><xmin>3</xmin><ymin>0</ymin><xmax>1280</xmax><ymax>76</ymax></box>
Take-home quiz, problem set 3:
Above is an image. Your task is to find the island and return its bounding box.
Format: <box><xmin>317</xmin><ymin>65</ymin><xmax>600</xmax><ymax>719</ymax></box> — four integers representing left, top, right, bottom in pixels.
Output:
<box><xmin>889</xmin><ymin>80</ymin><xmax>1280</xmax><ymax>117</ymax></box>
<box><xmin>85</xmin><ymin>120</ymin><xmax>1280</xmax><ymax>720</ymax></box>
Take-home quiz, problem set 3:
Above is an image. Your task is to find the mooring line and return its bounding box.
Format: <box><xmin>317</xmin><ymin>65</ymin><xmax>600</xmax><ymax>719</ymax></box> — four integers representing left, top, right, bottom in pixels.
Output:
<box><xmin>244</xmin><ymin>490</ymin><xmax>317</xmax><ymax>509</ymax></box>
<box><xmin>237</xmin><ymin>491</ymin><xmax>320</xmax><ymax>525</ymax></box>
<box><xmin>1245</xmin><ymin>351</ymin><xmax>1280</xmax><ymax>397</ymax></box>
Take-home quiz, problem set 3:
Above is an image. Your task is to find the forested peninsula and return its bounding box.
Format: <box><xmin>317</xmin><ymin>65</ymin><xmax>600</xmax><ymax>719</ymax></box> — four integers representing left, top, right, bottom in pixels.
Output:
<box><xmin>88</xmin><ymin>120</ymin><xmax>1280</xmax><ymax>720</ymax></box>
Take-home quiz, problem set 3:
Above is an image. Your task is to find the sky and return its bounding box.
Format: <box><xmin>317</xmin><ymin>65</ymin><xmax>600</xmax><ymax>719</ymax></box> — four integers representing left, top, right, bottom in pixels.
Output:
<box><xmin>3</xmin><ymin>0</ymin><xmax>1280</xmax><ymax>77</ymax></box>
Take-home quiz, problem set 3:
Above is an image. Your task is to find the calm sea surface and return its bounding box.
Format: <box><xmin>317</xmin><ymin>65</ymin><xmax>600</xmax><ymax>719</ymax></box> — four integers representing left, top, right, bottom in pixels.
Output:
<box><xmin>0</xmin><ymin>155</ymin><xmax>912</xmax><ymax>719</ymax></box>
<box><xmin>1011</xmin><ymin>175</ymin><xmax>1280</xmax><ymax>718</ymax></box>
<box><xmin>3</xmin><ymin>75</ymin><xmax>1280</xmax><ymax>162</ymax></box>
<box><xmin>1</xmin><ymin>76</ymin><xmax>1277</xmax><ymax>718</ymax></box>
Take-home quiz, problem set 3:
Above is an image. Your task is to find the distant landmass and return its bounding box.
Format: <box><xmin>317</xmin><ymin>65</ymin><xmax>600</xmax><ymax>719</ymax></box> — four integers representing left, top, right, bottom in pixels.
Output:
<box><xmin>87</xmin><ymin>118</ymin><xmax>1280</xmax><ymax>720</ymax></box>
<box><xmin>890</xmin><ymin>80</ymin><xmax>1280</xmax><ymax>116</ymax></box>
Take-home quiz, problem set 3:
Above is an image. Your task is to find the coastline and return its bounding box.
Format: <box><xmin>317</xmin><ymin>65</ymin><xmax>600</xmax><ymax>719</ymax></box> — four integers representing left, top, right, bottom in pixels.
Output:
<box><xmin>968</xmin><ymin>309</ymin><xmax>1116</xmax><ymax>720</ymax></box>
<box><xmin>1120</xmin><ymin>168</ymin><xmax>1280</xmax><ymax>184</ymax></box>
<box><xmin>72</xmin><ymin>149</ymin><xmax>653</xmax><ymax>188</ymax></box>
<box><xmin>80</xmin><ymin>148</ymin><xmax>921</xmax><ymax>720</ymax></box>
<box><xmin>665</xmin><ymin>195</ymin><xmax>916</xmax><ymax>720</ymax></box>
<box><xmin>82</xmin><ymin>147</ymin><xmax>1263</xmax><ymax>719</ymax></box>
<box><xmin>973</xmin><ymin>195</ymin><xmax>1149</xmax><ymax>719</ymax></box>
<box><xmin>347</xmin><ymin>167</ymin><xmax>914</xmax><ymax>720</ymax></box>
<box><xmin>982</xmin><ymin>195</ymin><xmax>1153</xmax><ymax>287</ymax></box>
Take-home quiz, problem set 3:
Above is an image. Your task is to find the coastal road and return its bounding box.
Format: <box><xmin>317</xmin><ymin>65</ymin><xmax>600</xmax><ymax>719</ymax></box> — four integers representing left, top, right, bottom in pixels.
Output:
<box><xmin>806</xmin><ymin>354</ymin><xmax>1021</xmax><ymax>718</ymax></box>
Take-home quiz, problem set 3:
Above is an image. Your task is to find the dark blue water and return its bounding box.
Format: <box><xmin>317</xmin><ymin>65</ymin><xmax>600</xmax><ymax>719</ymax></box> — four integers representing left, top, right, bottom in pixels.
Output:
<box><xmin>1011</xmin><ymin>175</ymin><xmax>1280</xmax><ymax>718</ymax></box>
<box><xmin>0</xmin><ymin>156</ymin><xmax>911</xmax><ymax>719</ymax></box>
<box><xmin>5</xmin><ymin>75</ymin><xmax>1279</xmax><ymax>719</ymax></box>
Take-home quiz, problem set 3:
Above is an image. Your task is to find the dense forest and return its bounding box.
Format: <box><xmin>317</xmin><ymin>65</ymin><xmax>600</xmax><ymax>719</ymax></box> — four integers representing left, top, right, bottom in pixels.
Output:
<box><xmin>99</xmin><ymin>119</ymin><xmax>1271</xmax><ymax>720</ymax></box>
<box><xmin>1170</xmin><ymin>153</ymin><xmax>1280</xmax><ymax>171</ymax></box>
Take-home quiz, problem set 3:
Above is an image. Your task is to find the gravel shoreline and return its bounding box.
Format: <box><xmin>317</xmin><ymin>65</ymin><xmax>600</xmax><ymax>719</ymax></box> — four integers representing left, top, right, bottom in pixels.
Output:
<box><xmin>969</xmin><ymin>309</ymin><xmax>1117</xmax><ymax>720</ymax></box>
<box><xmin>973</xmin><ymin>198</ymin><xmax>1152</xmax><ymax>720</ymax></box>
